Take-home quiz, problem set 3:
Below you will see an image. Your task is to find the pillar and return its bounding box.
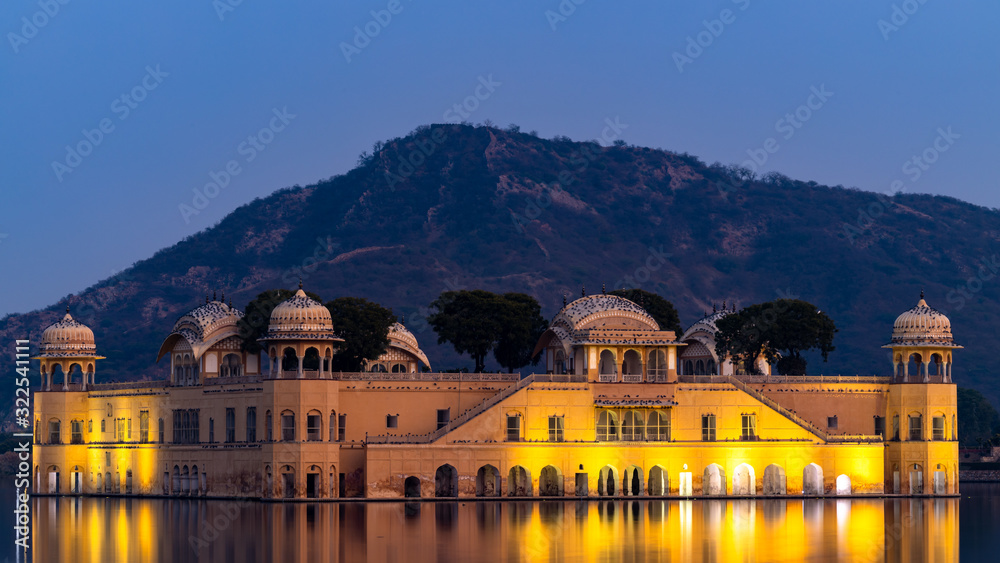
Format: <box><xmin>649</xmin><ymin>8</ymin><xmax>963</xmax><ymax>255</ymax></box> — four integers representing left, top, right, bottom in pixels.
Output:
<box><xmin>922</xmin><ymin>360</ymin><xmax>929</xmax><ymax>383</ymax></box>
<box><xmin>297</xmin><ymin>354</ymin><xmax>304</xmax><ymax>379</ymax></box>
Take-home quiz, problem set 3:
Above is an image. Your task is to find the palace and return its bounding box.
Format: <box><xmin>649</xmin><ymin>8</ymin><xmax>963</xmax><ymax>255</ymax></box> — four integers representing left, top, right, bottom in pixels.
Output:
<box><xmin>31</xmin><ymin>287</ymin><xmax>958</xmax><ymax>499</ymax></box>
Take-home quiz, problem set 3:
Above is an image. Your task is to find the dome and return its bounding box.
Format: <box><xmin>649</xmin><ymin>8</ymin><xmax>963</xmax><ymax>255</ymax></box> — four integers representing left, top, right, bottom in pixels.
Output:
<box><xmin>888</xmin><ymin>294</ymin><xmax>960</xmax><ymax>347</ymax></box>
<box><xmin>156</xmin><ymin>298</ymin><xmax>245</xmax><ymax>362</ymax></box>
<box><xmin>551</xmin><ymin>294</ymin><xmax>659</xmax><ymax>332</ymax></box>
<box><xmin>684</xmin><ymin>308</ymin><xmax>733</xmax><ymax>337</ymax></box>
<box><xmin>39</xmin><ymin>311</ymin><xmax>97</xmax><ymax>355</ymax></box>
<box><xmin>262</xmin><ymin>289</ymin><xmax>338</xmax><ymax>340</ymax></box>
<box><xmin>387</xmin><ymin>322</ymin><xmax>431</xmax><ymax>369</ymax></box>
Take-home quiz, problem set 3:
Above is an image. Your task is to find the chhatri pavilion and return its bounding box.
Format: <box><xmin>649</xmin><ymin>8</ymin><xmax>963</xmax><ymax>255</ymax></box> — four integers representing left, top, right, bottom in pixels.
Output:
<box><xmin>31</xmin><ymin>287</ymin><xmax>958</xmax><ymax>499</ymax></box>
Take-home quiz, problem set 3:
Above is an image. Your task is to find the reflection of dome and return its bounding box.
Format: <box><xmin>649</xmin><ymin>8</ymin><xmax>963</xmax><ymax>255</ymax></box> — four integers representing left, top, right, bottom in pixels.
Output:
<box><xmin>263</xmin><ymin>289</ymin><xmax>338</xmax><ymax>340</ymax></box>
<box><xmin>889</xmin><ymin>294</ymin><xmax>960</xmax><ymax>347</ymax></box>
<box><xmin>551</xmin><ymin>295</ymin><xmax>659</xmax><ymax>332</ymax></box>
<box><xmin>39</xmin><ymin>311</ymin><xmax>96</xmax><ymax>355</ymax></box>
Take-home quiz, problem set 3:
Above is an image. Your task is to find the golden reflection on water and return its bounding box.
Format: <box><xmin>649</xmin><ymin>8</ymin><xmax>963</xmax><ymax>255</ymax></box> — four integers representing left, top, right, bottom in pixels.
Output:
<box><xmin>32</xmin><ymin>495</ymin><xmax>958</xmax><ymax>562</ymax></box>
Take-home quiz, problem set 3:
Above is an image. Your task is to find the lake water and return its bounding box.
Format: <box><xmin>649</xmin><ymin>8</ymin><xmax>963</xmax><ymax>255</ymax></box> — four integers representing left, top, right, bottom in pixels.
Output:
<box><xmin>2</xmin><ymin>483</ymin><xmax>998</xmax><ymax>562</ymax></box>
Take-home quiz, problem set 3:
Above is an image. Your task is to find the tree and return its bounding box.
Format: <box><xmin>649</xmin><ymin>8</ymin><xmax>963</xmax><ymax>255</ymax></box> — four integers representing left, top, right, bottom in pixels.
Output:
<box><xmin>957</xmin><ymin>387</ymin><xmax>1000</xmax><ymax>447</ymax></box>
<box><xmin>493</xmin><ymin>293</ymin><xmax>548</xmax><ymax>373</ymax></box>
<box><xmin>428</xmin><ymin>290</ymin><xmax>504</xmax><ymax>373</ymax></box>
<box><xmin>326</xmin><ymin>297</ymin><xmax>396</xmax><ymax>372</ymax></box>
<box><xmin>608</xmin><ymin>289</ymin><xmax>683</xmax><ymax>335</ymax></box>
<box><xmin>237</xmin><ymin>288</ymin><xmax>324</xmax><ymax>353</ymax></box>
<box><xmin>714</xmin><ymin>299</ymin><xmax>836</xmax><ymax>375</ymax></box>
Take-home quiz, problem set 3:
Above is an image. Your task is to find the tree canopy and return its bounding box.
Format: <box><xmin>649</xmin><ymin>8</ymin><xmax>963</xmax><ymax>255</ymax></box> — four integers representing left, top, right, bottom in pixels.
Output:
<box><xmin>957</xmin><ymin>387</ymin><xmax>1000</xmax><ymax>447</ymax></box>
<box><xmin>237</xmin><ymin>288</ymin><xmax>324</xmax><ymax>353</ymax></box>
<box><xmin>607</xmin><ymin>288</ymin><xmax>683</xmax><ymax>335</ymax></box>
<box><xmin>714</xmin><ymin>299</ymin><xmax>836</xmax><ymax>375</ymax></box>
<box><xmin>428</xmin><ymin>290</ymin><xmax>547</xmax><ymax>372</ymax></box>
<box><xmin>325</xmin><ymin>297</ymin><xmax>396</xmax><ymax>372</ymax></box>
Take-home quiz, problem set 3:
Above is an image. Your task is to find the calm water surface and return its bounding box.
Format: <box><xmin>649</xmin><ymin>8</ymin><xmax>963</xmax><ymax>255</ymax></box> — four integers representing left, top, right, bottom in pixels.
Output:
<box><xmin>3</xmin><ymin>483</ymin><xmax>999</xmax><ymax>562</ymax></box>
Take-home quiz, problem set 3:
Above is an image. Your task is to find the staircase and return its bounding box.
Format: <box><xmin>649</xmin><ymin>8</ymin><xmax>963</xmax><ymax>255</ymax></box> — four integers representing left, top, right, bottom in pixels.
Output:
<box><xmin>725</xmin><ymin>375</ymin><xmax>829</xmax><ymax>441</ymax></box>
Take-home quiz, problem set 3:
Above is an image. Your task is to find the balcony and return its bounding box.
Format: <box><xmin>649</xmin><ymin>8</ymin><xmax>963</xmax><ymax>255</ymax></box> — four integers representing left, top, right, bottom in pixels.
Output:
<box><xmin>622</xmin><ymin>374</ymin><xmax>643</xmax><ymax>383</ymax></box>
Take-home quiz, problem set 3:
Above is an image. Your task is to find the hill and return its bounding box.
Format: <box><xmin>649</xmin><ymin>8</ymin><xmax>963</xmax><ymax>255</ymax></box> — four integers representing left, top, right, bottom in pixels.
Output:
<box><xmin>3</xmin><ymin>123</ymin><xmax>1000</xmax><ymax>413</ymax></box>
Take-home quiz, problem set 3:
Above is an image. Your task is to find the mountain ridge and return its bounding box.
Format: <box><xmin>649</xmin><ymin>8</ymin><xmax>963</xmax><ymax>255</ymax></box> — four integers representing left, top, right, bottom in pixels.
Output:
<box><xmin>3</xmin><ymin>123</ymin><xmax>999</xmax><ymax>412</ymax></box>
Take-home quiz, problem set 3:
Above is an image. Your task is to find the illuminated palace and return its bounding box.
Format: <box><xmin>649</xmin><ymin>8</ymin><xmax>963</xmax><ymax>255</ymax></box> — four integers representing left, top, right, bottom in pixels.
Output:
<box><xmin>31</xmin><ymin>288</ymin><xmax>958</xmax><ymax>499</ymax></box>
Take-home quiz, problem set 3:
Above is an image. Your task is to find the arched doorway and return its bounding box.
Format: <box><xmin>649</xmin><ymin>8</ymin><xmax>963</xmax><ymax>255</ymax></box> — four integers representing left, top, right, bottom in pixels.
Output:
<box><xmin>539</xmin><ymin>465</ymin><xmax>563</xmax><ymax>496</ymax></box>
<box><xmin>435</xmin><ymin>464</ymin><xmax>458</xmax><ymax>497</ymax></box>
<box><xmin>476</xmin><ymin>465</ymin><xmax>500</xmax><ymax>497</ymax></box>
<box><xmin>835</xmin><ymin>474</ymin><xmax>851</xmax><ymax>495</ymax></box>
<box><xmin>647</xmin><ymin>465</ymin><xmax>667</xmax><ymax>496</ymax></box>
<box><xmin>598</xmin><ymin>465</ymin><xmax>619</xmax><ymax>496</ymax></box>
<box><xmin>598</xmin><ymin>350</ymin><xmax>617</xmax><ymax>380</ymax></box>
<box><xmin>732</xmin><ymin>463</ymin><xmax>755</xmax><ymax>495</ymax></box>
<box><xmin>803</xmin><ymin>463</ymin><xmax>824</xmax><ymax>495</ymax></box>
<box><xmin>508</xmin><ymin>466</ymin><xmax>531</xmax><ymax>497</ymax></box>
<box><xmin>763</xmin><ymin>464</ymin><xmax>786</xmax><ymax>495</ymax></box>
<box><xmin>703</xmin><ymin>464</ymin><xmax>725</xmax><ymax>496</ymax></box>
<box><xmin>404</xmin><ymin>476</ymin><xmax>421</xmax><ymax>498</ymax></box>
<box><xmin>624</xmin><ymin>465</ymin><xmax>643</xmax><ymax>496</ymax></box>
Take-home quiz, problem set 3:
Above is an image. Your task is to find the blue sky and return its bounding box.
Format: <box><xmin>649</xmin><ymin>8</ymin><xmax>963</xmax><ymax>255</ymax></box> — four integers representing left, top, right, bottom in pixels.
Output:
<box><xmin>1</xmin><ymin>1</ymin><xmax>997</xmax><ymax>317</ymax></box>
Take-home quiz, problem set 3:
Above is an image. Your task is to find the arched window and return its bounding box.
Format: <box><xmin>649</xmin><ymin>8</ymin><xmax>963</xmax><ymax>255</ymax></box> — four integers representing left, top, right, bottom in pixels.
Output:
<box><xmin>695</xmin><ymin>360</ymin><xmax>705</xmax><ymax>375</ymax></box>
<box><xmin>265</xmin><ymin>410</ymin><xmax>273</xmax><ymax>442</ymax></box>
<box><xmin>281</xmin><ymin>348</ymin><xmax>298</xmax><ymax>373</ymax></box>
<box><xmin>596</xmin><ymin>410</ymin><xmax>618</xmax><ymax>441</ymax></box>
<box><xmin>554</xmin><ymin>350</ymin><xmax>566</xmax><ymax>374</ymax></box>
<box><xmin>598</xmin><ymin>350</ymin><xmax>617</xmax><ymax>378</ymax></box>
<box><xmin>684</xmin><ymin>360</ymin><xmax>693</xmax><ymax>375</ymax></box>
<box><xmin>646</xmin><ymin>411</ymin><xmax>670</xmax><ymax>441</ymax></box>
<box><xmin>281</xmin><ymin>411</ymin><xmax>295</xmax><ymax>442</ymax></box>
<box><xmin>391</xmin><ymin>363</ymin><xmax>407</xmax><ymax>373</ymax></box>
<box><xmin>307</xmin><ymin>410</ymin><xmax>322</xmax><ymax>441</ymax></box>
<box><xmin>221</xmin><ymin>354</ymin><xmax>242</xmax><ymax>377</ymax></box>
<box><xmin>303</xmin><ymin>347</ymin><xmax>320</xmax><ymax>371</ymax></box>
<box><xmin>622</xmin><ymin>411</ymin><xmax>644</xmax><ymax>440</ymax></box>
<box><xmin>329</xmin><ymin>411</ymin><xmax>337</xmax><ymax>442</ymax></box>
<box><xmin>706</xmin><ymin>359</ymin><xmax>717</xmax><ymax>375</ymax></box>
<box><xmin>648</xmin><ymin>350</ymin><xmax>667</xmax><ymax>381</ymax></box>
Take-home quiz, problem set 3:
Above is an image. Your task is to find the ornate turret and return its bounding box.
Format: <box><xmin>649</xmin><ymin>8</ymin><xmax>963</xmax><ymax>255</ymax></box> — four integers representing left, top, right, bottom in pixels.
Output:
<box><xmin>33</xmin><ymin>309</ymin><xmax>104</xmax><ymax>390</ymax></box>
<box><xmin>259</xmin><ymin>287</ymin><xmax>343</xmax><ymax>378</ymax></box>
<box><xmin>883</xmin><ymin>293</ymin><xmax>961</xmax><ymax>382</ymax></box>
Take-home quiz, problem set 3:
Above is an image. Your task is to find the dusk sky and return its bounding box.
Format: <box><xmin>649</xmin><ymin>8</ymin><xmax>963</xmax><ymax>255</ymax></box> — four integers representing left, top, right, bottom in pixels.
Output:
<box><xmin>1</xmin><ymin>1</ymin><xmax>997</xmax><ymax>317</ymax></box>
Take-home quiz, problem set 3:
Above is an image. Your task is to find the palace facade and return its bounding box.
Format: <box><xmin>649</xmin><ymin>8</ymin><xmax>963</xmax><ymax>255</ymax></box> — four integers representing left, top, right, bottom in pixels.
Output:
<box><xmin>31</xmin><ymin>288</ymin><xmax>958</xmax><ymax>499</ymax></box>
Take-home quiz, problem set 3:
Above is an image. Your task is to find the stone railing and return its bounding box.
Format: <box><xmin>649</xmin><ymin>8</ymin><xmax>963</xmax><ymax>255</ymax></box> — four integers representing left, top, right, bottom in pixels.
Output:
<box><xmin>337</xmin><ymin>372</ymin><xmax>518</xmax><ymax>382</ymax></box>
<box><xmin>737</xmin><ymin>375</ymin><xmax>891</xmax><ymax>384</ymax></box>
<box><xmin>89</xmin><ymin>381</ymin><xmax>169</xmax><ymax>392</ymax></box>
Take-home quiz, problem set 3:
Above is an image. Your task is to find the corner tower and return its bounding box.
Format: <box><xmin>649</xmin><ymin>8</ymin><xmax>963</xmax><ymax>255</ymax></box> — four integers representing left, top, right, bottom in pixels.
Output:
<box><xmin>33</xmin><ymin>308</ymin><xmax>104</xmax><ymax>390</ymax></box>
<box><xmin>882</xmin><ymin>292</ymin><xmax>960</xmax><ymax>495</ymax></box>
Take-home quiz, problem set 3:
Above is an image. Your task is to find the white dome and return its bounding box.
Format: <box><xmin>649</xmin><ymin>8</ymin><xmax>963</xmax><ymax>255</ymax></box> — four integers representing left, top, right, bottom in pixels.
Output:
<box><xmin>262</xmin><ymin>288</ymin><xmax>339</xmax><ymax>341</ymax></box>
<box><xmin>889</xmin><ymin>295</ymin><xmax>959</xmax><ymax>347</ymax></box>
<box><xmin>39</xmin><ymin>311</ymin><xmax>96</xmax><ymax>355</ymax></box>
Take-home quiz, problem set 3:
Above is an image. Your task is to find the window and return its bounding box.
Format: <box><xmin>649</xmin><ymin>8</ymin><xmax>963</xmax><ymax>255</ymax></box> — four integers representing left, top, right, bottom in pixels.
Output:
<box><xmin>506</xmin><ymin>414</ymin><xmax>521</xmax><ymax>441</ymax></box>
<box><xmin>225</xmin><ymin>408</ymin><xmax>236</xmax><ymax>443</ymax></box>
<box><xmin>158</xmin><ymin>418</ymin><xmax>164</xmax><ymax>444</ymax></box>
<box><xmin>827</xmin><ymin>416</ymin><xmax>838</xmax><ymax>429</ymax></box>
<box><xmin>209</xmin><ymin>418</ymin><xmax>215</xmax><ymax>443</ymax></box>
<box><xmin>139</xmin><ymin>410</ymin><xmax>149</xmax><ymax>443</ymax></box>
<box><xmin>330</xmin><ymin>412</ymin><xmax>336</xmax><ymax>441</ymax></box>
<box><xmin>646</xmin><ymin>411</ymin><xmax>670</xmax><ymax>441</ymax></box>
<box><xmin>127</xmin><ymin>418</ymin><xmax>132</xmax><ymax>439</ymax></box>
<box><xmin>386</xmin><ymin>415</ymin><xmax>398</xmax><ymax>429</ymax></box>
<box><xmin>596</xmin><ymin>410</ymin><xmax>617</xmax><ymax>441</ymax></box>
<box><xmin>307</xmin><ymin>413</ymin><xmax>322</xmax><ymax>441</ymax></box>
<box><xmin>71</xmin><ymin>420</ymin><xmax>83</xmax><ymax>444</ymax></box>
<box><xmin>437</xmin><ymin>409</ymin><xmax>450</xmax><ymax>430</ymax></box>
<box><xmin>101</xmin><ymin>419</ymin><xmax>106</xmax><ymax>433</ymax></box>
<box><xmin>622</xmin><ymin>411</ymin><xmax>644</xmax><ymax>441</ymax></box>
<box><xmin>701</xmin><ymin>414</ymin><xmax>716</xmax><ymax>442</ymax></box>
<box><xmin>116</xmin><ymin>418</ymin><xmax>127</xmax><ymax>442</ymax></box>
<box><xmin>88</xmin><ymin>419</ymin><xmax>92</xmax><ymax>433</ymax></box>
<box><xmin>892</xmin><ymin>414</ymin><xmax>899</xmax><ymax>441</ymax></box>
<box><xmin>172</xmin><ymin>409</ymin><xmax>200</xmax><ymax>444</ymax></box>
<box><xmin>932</xmin><ymin>416</ymin><xmax>945</xmax><ymax>441</ymax></box>
<box><xmin>548</xmin><ymin>416</ymin><xmax>564</xmax><ymax>442</ymax></box>
<box><xmin>246</xmin><ymin>408</ymin><xmax>256</xmax><ymax>442</ymax></box>
<box><xmin>338</xmin><ymin>414</ymin><xmax>346</xmax><ymax>441</ymax></box>
<box><xmin>741</xmin><ymin>414</ymin><xmax>757</xmax><ymax>440</ymax></box>
<box><xmin>34</xmin><ymin>420</ymin><xmax>40</xmax><ymax>444</ymax></box>
<box><xmin>266</xmin><ymin>411</ymin><xmax>273</xmax><ymax>442</ymax></box>
<box><xmin>281</xmin><ymin>412</ymin><xmax>295</xmax><ymax>442</ymax></box>
<box><xmin>909</xmin><ymin>414</ymin><xmax>922</xmax><ymax>441</ymax></box>
<box><xmin>874</xmin><ymin>416</ymin><xmax>885</xmax><ymax>438</ymax></box>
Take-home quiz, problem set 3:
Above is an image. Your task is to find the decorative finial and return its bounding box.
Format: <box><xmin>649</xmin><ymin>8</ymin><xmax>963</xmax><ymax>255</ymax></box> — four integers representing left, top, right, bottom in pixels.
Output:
<box><xmin>206</xmin><ymin>294</ymin><xmax>209</xmax><ymax>304</ymax></box>
<box><xmin>732</xmin><ymin>302</ymin><xmax>736</xmax><ymax>312</ymax></box>
<box><xmin>602</xmin><ymin>283</ymin><xmax>606</xmax><ymax>295</ymax></box>
<box><xmin>220</xmin><ymin>290</ymin><xmax>225</xmax><ymax>302</ymax></box>
<box><xmin>722</xmin><ymin>299</ymin><xmax>726</xmax><ymax>311</ymax></box>
<box><xmin>920</xmin><ymin>288</ymin><xmax>924</xmax><ymax>300</ymax></box>
<box><xmin>228</xmin><ymin>298</ymin><xmax>233</xmax><ymax>308</ymax></box>
<box><xmin>213</xmin><ymin>290</ymin><xmax>217</xmax><ymax>301</ymax></box>
<box><xmin>66</xmin><ymin>305</ymin><xmax>70</xmax><ymax>314</ymax></box>
<box><xmin>299</xmin><ymin>278</ymin><xmax>303</xmax><ymax>290</ymax></box>
<box><xmin>582</xmin><ymin>285</ymin><xmax>586</xmax><ymax>297</ymax></box>
<box><xmin>640</xmin><ymin>293</ymin><xmax>645</xmax><ymax>307</ymax></box>
<box><xmin>401</xmin><ymin>314</ymin><xmax>405</xmax><ymax>324</ymax></box>
<box><xmin>713</xmin><ymin>303</ymin><xmax>717</xmax><ymax>313</ymax></box>
<box><xmin>563</xmin><ymin>294</ymin><xmax>567</xmax><ymax>306</ymax></box>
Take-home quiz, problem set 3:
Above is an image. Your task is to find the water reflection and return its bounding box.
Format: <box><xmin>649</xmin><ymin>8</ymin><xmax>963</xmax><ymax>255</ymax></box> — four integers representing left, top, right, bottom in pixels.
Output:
<box><xmin>28</xmin><ymin>492</ymin><xmax>969</xmax><ymax>562</ymax></box>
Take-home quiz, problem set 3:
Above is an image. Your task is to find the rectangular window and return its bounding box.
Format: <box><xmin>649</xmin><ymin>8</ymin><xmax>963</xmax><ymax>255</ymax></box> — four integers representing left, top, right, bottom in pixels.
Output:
<box><xmin>116</xmin><ymin>418</ymin><xmax>127</xmax><ymax>442</ymax></box>
<box><xmin>909</xmin><ymin>415</ymin><xmax>922</xmax><ymax>441</ymax></box>
<box><xmin>209</xmin><ymin>418</ymin><xmax>215</xmax><ymax>443</ymax></box>
<box><xmin>281</xmin><ymin>413</ymin><xmax>295</xmax><ymax>442</ymax></box>
<box><xmin>548</xmin><ymin>416</ymin><xmax>564</xmax><ymax>442</ymax></box>
<box><xmin>158</xmin><ymin>418</ymin><xmax>164</xmax><ymax>444</ymax></box>
<box><xmin>338</xmin><ymin>414</ymin><xmax>346</xmax><ymax>441</ymax></box>
<box><xmin>506</xmin><ymin>414</ymin><xmax>521</xmax><ymax>442</ymax></box>
<box><xmin>139</xmin><ymin>410</ymin><xmax>149</xmax><ymax>443</ymax></box>
<box><xmin>127</xmin><ymin>418</ymin><xmax>132</xmax><ymax>439</ymax></box>
<box><xmin>892</xmin><ymin>415</ymin><xmax>899</xmax><ymax>441</ymax></box>
<box><xmin>741</xmin><ymin>414</ymin><xmax>757</xmax><ymax>440</ymax></box>
<box><xmin>437</xmin><ymin>409</ymin><xmax>450</xmax><ymax>430</ymax></box>
<box><xmin>386</xmin><ymin>415</ymin><xmax>398</xmax><ymax>429</ymax></box>
<box><xmin>225</xmin><ymin>408</ymin><xmax>236</xmax><ymax>443</ymax></box>
<box><xmin>827</xmin><ymin>416</ymin><xmax>838</xmax><ymax>429</ymax></box>
<box><xmin>701</xmin><ymin>414</ymin><xmax>716</xmax><ymax>442</ymax></box>
<box><xmin>932</xmin><ymin>416</ymin><xmax>945</xmax><ymax>441</ymax></box>
<box><xmin>246</xmin><ymin>407</ymin><xmax>257</xmax><ymax>442</ymax></box>
<box><xmin>88</xmin><ymin>419</ymin><xmax>92</xmax><ymax>434</ymax></box>
<box><xmin>307</xmin><ymin>413</ymin><xmax>322</xmax><ymax>441</ymax></box>
<box><xmin>874</xmin><ymin>416</ymin><xmax>886</xmax><ymax>438</ymax></box>
<box><xmin>101</xmin><ymin>419</ymin><xmax>106</xmax><ymax>433</ymax></box>
<box><xmin>71</xmin><ymin>420</ymin><xmax>83</xmax><ymax>444</ymax></box>
<box><xmin>266</xmin><ymin>412</ymin><xmax>273</xmax><ymax>442</ymax></box>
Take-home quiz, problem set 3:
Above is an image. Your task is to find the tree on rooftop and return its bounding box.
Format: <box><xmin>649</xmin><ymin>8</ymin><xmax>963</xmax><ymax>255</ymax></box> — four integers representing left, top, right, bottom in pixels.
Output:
<box><xmin>325</xmin><ymin>297</ymin><xmax>396</xmax><ymax>372</ymax></box>
<box><xmin>608</xmin><ymin>289</ymin><xmax>683</xmax><ymax>335</ymax></box>
<box><xmin>715</xmin><ymin>299</ymin><xmax>836</xmax><ymax>375</ymax></box>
